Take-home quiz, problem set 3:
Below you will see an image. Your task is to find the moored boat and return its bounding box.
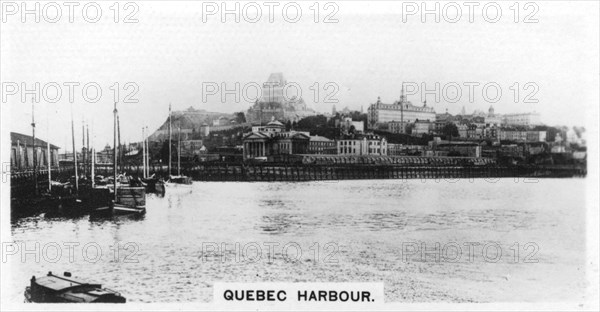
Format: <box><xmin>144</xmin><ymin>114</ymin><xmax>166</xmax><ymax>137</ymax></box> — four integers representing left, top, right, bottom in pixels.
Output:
<box><xmin>164</xmin><ymin>104</ymin><xmax>193</xmax><ymax>186</ymax></box>
<box><xmin>141</xmin><ymin>175</ymin><xmax>166</xmax><ymax>195</ymax></box>
<box><xmin>91</xmin><ymin>183</ymin><xmax>146</xmax><ymax>217</ymax></box>
<box><xmin>90</xmin><ymin>102</ymin><xmax>146</xmax><ymax>217</ymax></box>
<box><xmin>24</xmin><ymin>271</ymin><xmax>126</xmax><ymax>303</ymax></box>
<box><xmin>167</xmin><ymin>175</ymin><xmax>193</xmax><ymax>185</ymax></box>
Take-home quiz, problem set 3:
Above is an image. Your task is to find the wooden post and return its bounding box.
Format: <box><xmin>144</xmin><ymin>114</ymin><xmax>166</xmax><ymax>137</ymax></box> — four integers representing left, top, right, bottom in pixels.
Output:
<box><xmin>145</xmin><ymin>126</ymin><xmax>149</xmax><ymax>177</ymax></box>
<box><xmin>178</xmin><ymin>123</ymin><xmax>181</xmax><ymax>176</ymax></box>
<box><xmin>31</xmin><ymin>99</ymin><xmax>38</xmax><ymax>195</ymax></box>
<box><xmin>46</xmin><ymin>111</ymin><xmax>51</xmax><ymax>192</ymax></box>
<box><xmin>16</xmin><ymin>140</ymin><xmax>21</xmax><ymax>170</ymax></box>
<box><xmin>70</xmin><ymin>102</ymin><xmax>78</xmax><ymax>192</ymax></box>
<box><xmin>142</xmin><ymin>127</ymin><xmax>146</xmax><ymax>178</ymax></box>
<box><xmin>86</xmin><ymin>123</ymin><xmax>90</xmax><ymax>178</ymax></box>
<box><xmin>168</xmin><ymin>104</ymin><xmax>172</xmax><ymax>177</ymax></box>
<box><xmin>91</xmin><ymin>121</ymin><xmax>95</xmax><ymax>188</ymax></box>
<box><xmin>113</xmin><ymin>102</ymin><xmax>118</xmax><ymax>202</ymax></box>
<box><xmin>117</xmin><ymin>114</ymin><xmax>122</xmax><ymax>173</ymax></box>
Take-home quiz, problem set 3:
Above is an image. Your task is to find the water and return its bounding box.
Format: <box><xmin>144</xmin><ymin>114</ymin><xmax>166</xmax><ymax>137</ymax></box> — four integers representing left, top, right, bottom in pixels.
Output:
<box><xmin>6</xmin><ymin>179</ymin><xmax>587</xmax><ymax>303</ymax></box>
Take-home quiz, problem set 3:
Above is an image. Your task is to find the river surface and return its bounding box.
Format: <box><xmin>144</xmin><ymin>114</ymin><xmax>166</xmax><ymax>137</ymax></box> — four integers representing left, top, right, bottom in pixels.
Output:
<box><xmin>6</xmin><ymin>179</ymin><xmax>588</xmax><ymax>303</ymax></box>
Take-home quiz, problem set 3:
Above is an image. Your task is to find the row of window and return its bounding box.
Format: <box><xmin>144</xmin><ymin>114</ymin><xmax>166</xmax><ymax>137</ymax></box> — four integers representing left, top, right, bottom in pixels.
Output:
<box><xmin>339</xmin><ymin>148</ymin><xmax>358</xmax><ymax>154</ymax></box>
<box><xmin>310</xmin><ymin>141</ymin><xmax>335</xmax><ymax>146</ymax></box>
<box><xmin>338</xmin><ymin>148</ymin><xmax>387</xmax><ymax>155</ymax></box>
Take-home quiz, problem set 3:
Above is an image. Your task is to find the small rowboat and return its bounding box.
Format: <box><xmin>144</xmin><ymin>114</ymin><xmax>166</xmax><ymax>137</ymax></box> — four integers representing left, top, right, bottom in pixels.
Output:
<box><xmin>24</xmin><ymin>271</ymin><xmax>126</xmax><ymax>303</ymax></box>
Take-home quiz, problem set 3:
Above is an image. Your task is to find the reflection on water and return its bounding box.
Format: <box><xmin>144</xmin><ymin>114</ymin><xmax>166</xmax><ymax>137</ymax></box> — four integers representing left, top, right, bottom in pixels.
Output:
<box><xmin>7</xmin><ymin>179</ymin><xmax>587</xmax><ymax>303</ymax></box>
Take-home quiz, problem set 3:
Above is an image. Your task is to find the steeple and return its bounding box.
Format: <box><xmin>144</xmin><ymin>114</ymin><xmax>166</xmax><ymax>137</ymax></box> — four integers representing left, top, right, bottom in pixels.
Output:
<box><xmin>400</xmin><ymin>84</ymin><xmax>406</xmax><ymax>103</ymax></box>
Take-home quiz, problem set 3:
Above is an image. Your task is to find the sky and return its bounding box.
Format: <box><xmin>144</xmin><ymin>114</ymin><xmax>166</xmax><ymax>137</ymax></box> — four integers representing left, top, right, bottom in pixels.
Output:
<box><xmin>1</xmin><ymin>1</ymin><xmax>598</xmax><ymax>150</ymax></box>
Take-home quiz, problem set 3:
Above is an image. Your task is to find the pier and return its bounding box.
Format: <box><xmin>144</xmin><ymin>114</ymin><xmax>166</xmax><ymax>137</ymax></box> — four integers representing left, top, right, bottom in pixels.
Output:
<box><xmin>10</xmin><ymin>161</ymin><xmax>587</xmax><ymax>200</ymax></box>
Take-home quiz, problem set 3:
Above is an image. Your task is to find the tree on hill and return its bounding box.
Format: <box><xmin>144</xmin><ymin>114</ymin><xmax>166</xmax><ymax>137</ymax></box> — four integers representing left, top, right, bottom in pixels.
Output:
<box><xmin>442</xmin><ymin>123</ymin><xmax>459</xmax><ymax>141</ymax></box>
<box><xmin>234</xmin><ymin>112</ymin><xmax>246</xmax><ymax>124</ymax></box>
<box><xmin>296</xmin><ymin>115</ymin><xmax>328</xmax><ymax>130</ymax></box>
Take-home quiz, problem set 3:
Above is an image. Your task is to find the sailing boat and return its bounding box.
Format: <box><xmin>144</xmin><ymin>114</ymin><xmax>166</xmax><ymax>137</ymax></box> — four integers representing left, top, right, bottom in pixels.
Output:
<box><xmin>92</xmin><ymin>102</ymin><xmax>146</xmax><ymax>217</ymax></box>
<box><xmin>140</xmin><ymin>125</ymin><xmax>166</xmax><ymax>195</ymax></box>
<box><xmin>24</xmin><ymin>100</ymin><xmax>61</xmax><ymax>213</ymax></box>
<box><xmin>166</xmin><ymin>105</ymin><xmax>192</xmax><ymax>185</ymax></box>
<box><xmin>41</xmin><ymin>105</ymin><xmax>97</xmax><ymax>217</ymax></box>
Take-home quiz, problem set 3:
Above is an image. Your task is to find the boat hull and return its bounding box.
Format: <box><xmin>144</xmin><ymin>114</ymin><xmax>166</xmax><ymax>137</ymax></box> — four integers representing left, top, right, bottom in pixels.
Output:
<box><xmin>169</xmin><ymin>176</ymin><xmax>193</xmax><ymax>185</ymax></box>
<box><xmin>116</xmin><ymin>186</ymin><xmax>146</xmax><ymax>207</ymax></box>
<box><xmin>141</xmin><ymin>178</ymin><xmax>166</xmax><ymax>196</ymax></box>
<box><xmin>90</xmin><ymin>186</ymin><xmax>146</xmax><ymax>217</ymax></box>
<box><xmin>24</xmin><ymin>272</ymin><xmax>126</xmax><ymax>303</ymax></box>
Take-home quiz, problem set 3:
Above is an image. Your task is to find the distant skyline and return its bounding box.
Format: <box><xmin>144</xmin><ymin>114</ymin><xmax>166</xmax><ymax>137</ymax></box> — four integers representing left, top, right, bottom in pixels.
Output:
<box><xmin>2</xmin><ymin>1</ymin><xmax>598</xmax><ymax>149</ymax></box>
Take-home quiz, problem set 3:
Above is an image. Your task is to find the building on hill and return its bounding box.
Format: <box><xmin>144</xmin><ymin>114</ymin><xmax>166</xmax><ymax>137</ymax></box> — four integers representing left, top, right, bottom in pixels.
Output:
<box><xmin>388</xmin><ymin>121</ymin><xmax>408</xmax><ymax>134</ymax></box>
<box><xmin>485</xmin><ymin>105</ymin><xmax>502</xmax><ymax>126</ymax></box>
<box><xmin>340</xmin><ymin>117</ymin><xmax>364</xmax><ymax>134</ymax></box>
<box><xmin>503</xmin><ymin>112</ymin><xmax>541</xmax><ymax>127</ymax></box>
<box><xmin>367</xmin><ymin>87</ymin><xmax>436</xmax><ymax>132</ymax></box>
<box><xmin>213</xmin><ymin>116</ymin><xmax>231</xmax><ymax>126</ymax></box>
<box><xmin>412</xmin><ymin>120</ymin><xmax>434</xmax><ymax>136</ymax></box>
<box><xmin>246</xmin><ymin>73</ymin><xmax>317</xmax><ymax>124</ymax></box>
<box><xmin>435</xmin><ymin>109</ymin><xmax>456</xmax><ymax>123</ymax></box>
<box><xmin>499</xmin><ymin>130</ymin><xmax>547</xmax><ymax>142</ymax></box>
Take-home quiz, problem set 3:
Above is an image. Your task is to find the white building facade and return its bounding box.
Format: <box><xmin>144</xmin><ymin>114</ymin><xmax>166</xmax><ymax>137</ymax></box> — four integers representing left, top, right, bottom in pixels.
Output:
<box><xmin>367</xmin><ymin>94</ymin><xmax>435</xmax><ymax>131</ymax></box>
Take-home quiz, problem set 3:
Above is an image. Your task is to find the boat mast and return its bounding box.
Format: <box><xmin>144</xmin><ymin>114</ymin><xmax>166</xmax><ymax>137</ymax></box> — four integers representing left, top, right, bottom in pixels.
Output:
<box><xmin>86</xmin><ymin>123</ymin><xmax>90</xmax><ymax>178</ymax></box>
<box><xmin>91</xmin><ymin>120</ymin><xmax>95</xmax><ymax>188</ymax></box>
<box><xmin>70</xmin><ymin>102</ymin><xmax>79</xmax><ymax>192</ymax></box>
<box><xmin>168</xmin><ymin>103</ymin><xmax>172</xmax><ymax>177</ymax></box>
<box><xmin>178</xmin><ymin>123</ymin><xmax>181</xmax><ymax>176</ymax></box>
<box><xmin>31</xmin><ymin>99</ymin><xmax>38</xmax><ymax>195</ymax></box>
<box><xmin>82</xmin><ymin>120</ymin><xmax>85</xmax><ymax>177</ymax></box>
<box><xmin>16</xmin><ymin>140</ymin><xmax>20</xmax><ymax>170</ymax></box>
<box><xmin>47</xmin><ymin>108</ymin><xmax>51</xmax><ymax>192</ymax></box>
<box><xmin>113</xmin><ymin>102</ymin><xmax>118</xmax><ymax>202</ymax></box>
<box><xmin>145</xmin><ymin>126</ymin><xmax>150</xmax><ymax>177</ymax></box>
<box><xmin>400</xmin><ymin>84</ymin><xmax>404</xmax><ymax>134</ymax></box>
<box><xmin>142</xmin><ymin>126</ymin><xmax>146</xmax><ymax>178</ymax></box>
<box><xmin>117</xmin><ymin>114</ymin><xmax>122</xmax><ymax>173</ymax></box>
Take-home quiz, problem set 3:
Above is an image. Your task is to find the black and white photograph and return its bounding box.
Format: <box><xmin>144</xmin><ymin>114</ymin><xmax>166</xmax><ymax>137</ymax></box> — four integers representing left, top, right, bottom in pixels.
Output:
<box><xmin>1</xmin><ymin>1</ymin><xmax>598</xmax><ymax>310</ymax></box>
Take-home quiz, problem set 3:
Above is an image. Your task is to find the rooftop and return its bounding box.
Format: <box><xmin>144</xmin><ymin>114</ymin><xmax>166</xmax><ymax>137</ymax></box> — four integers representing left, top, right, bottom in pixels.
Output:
<box><xmin>266</xmin><ymin>120</ymin><xmax>285</xmax><ymax>128</ymax></box>
<box><xmin>309</xmin><ymin>135</ymin><xmax>333</xmax><ymax>142</ymax></box>
<box><xmin>11</xmin><ymin>132</ymin><xmax>60</xmax><ymax>149</ymax></box>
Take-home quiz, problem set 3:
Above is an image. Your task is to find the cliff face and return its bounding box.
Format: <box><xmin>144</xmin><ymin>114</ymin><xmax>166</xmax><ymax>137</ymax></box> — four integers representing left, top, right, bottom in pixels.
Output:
<box><xmin>148</xmin><ymin>107</ymin><xmax>235</xmax><ymax>141</ymax></box>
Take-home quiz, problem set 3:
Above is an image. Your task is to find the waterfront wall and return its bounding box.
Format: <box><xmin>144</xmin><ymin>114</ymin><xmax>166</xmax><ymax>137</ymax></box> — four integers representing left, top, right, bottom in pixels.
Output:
<box><xmin>10</xmin><ymin>162</ymin><xmax>587</xmax><ymax>199</ymax></box>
